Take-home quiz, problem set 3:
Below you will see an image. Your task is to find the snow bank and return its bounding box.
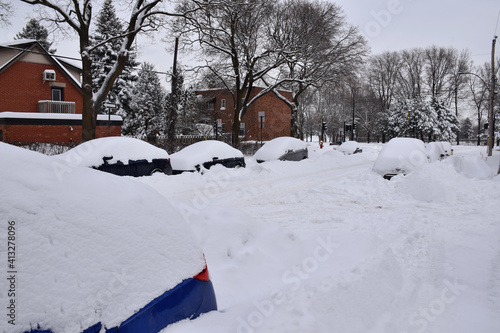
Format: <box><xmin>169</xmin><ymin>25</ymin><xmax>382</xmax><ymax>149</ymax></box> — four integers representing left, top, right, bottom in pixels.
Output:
<box><xmin>254</xmin><ymin>137</ymin><xmax>307</xmax><ymax>162</ymax></box>
<box><xmin>170</xmin><ymin>140</ymin><xmax>244</xmax><ymax>171</ymax></box>
<box><xmin>0</xmin><ymin>143</ymin><xmax>204</xmax><ymax>333</ymax></box>
<box><xmin>53</xmin><ymin>136</ymin><xmax>170</xmax><ymax>168</ymax></box>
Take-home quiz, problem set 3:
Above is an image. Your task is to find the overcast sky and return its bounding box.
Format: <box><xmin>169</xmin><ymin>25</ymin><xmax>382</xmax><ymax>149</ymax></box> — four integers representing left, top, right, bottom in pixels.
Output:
<box><xmin>1</xmin><ymin>0</ymin><xmax>499</xmax><ymax>74</ymax></box>
<box><xmin>335</xmin><ymin>0</ymin><xmax>500</xmax><ymax>65</ymax></box>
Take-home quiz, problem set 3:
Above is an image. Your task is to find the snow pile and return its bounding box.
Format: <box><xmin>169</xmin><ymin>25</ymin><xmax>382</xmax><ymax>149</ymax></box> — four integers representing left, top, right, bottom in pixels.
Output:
<box><xmin>373</xmin><ymin>137</ymin><xmax>430</xmax><ymax>175</ymax></box>
<box><xmin>170</xmin><ymin>140</ymin><xmax>244</xmax><ymax>171</ymax></box>
<box><xmin>134</xmin><ymin>142</ymin><xmax>499</xmax><ymax>333</ymax></box>
<box><xmin>254</xmin><ymin>137</ymin><xmax>307</xmax><ymax>162</ymax></box>
<box><xmin>0</xmin><ymin>143</ymin><xmax>204</xmax><ymax>333</ymax></box>
<box><xmin>53</xmin><ymin>136</ymin><xmax>170</xmax><ymax>168</ymax></box>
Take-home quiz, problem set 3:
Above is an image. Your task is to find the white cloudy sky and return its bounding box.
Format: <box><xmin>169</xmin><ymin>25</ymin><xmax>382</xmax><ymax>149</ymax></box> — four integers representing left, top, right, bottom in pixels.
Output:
<box><xmin>1</xmin><ymin>0</ymin><xmax>499</xmax><ymax>74</ymax></box>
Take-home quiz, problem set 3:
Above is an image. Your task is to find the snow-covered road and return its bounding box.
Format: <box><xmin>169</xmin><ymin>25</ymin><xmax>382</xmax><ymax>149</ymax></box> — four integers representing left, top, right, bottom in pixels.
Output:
<box><xmin>138</xmin><ymin>144</ymin><xmax>500</xmax><ymax>333</ymax></box>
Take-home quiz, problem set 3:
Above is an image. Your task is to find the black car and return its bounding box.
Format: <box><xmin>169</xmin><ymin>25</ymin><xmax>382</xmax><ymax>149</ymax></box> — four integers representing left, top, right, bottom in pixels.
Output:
<box><xmin>54</xmin><ymin>137</ymin><xmax>172</xmax><ymax>177</ymax></box>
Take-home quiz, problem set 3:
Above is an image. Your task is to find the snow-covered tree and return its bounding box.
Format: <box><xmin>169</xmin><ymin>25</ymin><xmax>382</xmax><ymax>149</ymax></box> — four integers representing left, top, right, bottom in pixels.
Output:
<box><xmin>460</xmin><ymin>117</ymin><xmax>475</xmax><ymax>140</ymax></box>
<box><xmin>126</xmin><ymin>63</ymin><xmax>167</xmax><ymax>137</ymax></box>
<box><xmin>431</xmin><ymin>98</ymin><xmax>458</xmax><ymax>141</ymax></box>
<box><xmin>91</xmin><ymin>0</ymin><xmax>138</xmax><ymax>118</ymax></box>
<box><xmin>21</xmin><ymin>0</ymin><xmax>198</xmax><ymax>142</ymax></box>
<box><xmin>386</xmin><ymin>98</ymin><xmax>437</xmax><ymax>140</ymax></box>
<box><xmin>15</xmin><ymin>18</ymin><xmax>55</xmax><ymax>53</ymax></box>
<box><xmin>165</xmin><ymin>69</ymin><xmax>197</xmax><ymax>136</ymax></box>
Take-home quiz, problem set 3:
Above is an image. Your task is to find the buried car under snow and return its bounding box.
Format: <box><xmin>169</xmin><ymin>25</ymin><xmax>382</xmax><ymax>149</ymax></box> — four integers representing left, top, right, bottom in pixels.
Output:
<box><xmin>54</xmin><ymin>136</ymin><xmax>173</xmax><ymax>177</ymax></box>
<box><xmin>254</xmin><ymin>137</ymin><xmax>308</xmax><ymax>163</ymax></box>
<box><xmin>336</xmin><ymin>141</ymin><xmax>363</xmax><ymax>155</ymax></box>
<box><xmin>170</xmin><ymin>140</ymin><xmax>245</xmax><ymax>174</ymax></box>
<box><xmin>372</xmin><ymin>137</ymin><xmax>430</xmax><ymax>180</ymax></box>
<box><xmin>0</xmin><ymin>143</ymin><xmax>216</xmax><ymax>333</ymax></box>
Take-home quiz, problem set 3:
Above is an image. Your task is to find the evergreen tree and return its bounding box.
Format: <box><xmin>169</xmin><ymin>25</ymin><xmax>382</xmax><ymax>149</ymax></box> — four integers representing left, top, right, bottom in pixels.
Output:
<box><xmin>387</xmin><ymin>98</ymin><xmax>437</xmax><ymax>140</ymax></box>
<box><xmin>460</xmin><ymin>117</ymin><xmax>475</xmax><ymax>140</ymax></box>
<box><xmin>15</xmin><ymin>18</ymin><xmax>55</xmax><ymax>53</ymax></box>
<box><xmin>127</xmin><ymin>63</ymin><xmax>167</xmax><ymax>137</ymax></box>
<box><xmin>431</xmin><ymin>98</ymin><xmax>458</xmax><ymax>141</ymax></box>
<box><xmin>91</xmin><ymin>0</ymin><xmax>138</xmax><ymax>117</ymax></box>
<box><xmin>165</xmin><ymin>69</ymin><xmax>197</xmax><ymax>136</ymax></box>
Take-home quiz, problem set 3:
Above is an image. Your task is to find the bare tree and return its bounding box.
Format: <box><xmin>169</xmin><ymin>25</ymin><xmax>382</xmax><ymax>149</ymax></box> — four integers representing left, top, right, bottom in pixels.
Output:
<box><xmin>178</xmin><ymin>0</ymin><xmax>285</xmax><ymax>146</ymax></box>
<box><xmin>367</xmin><ymin>51</ymin><xmax>401</xmax><ymax>113</ymax></box>
<box><xmin>397</xmin><ymin>48</ymin><xmax>425</xmax><ymax>99</ymax></box>
<box><xmin>267</xmin><ymin>0</ymin><xmax>367</xmax><ymax>138</ymax></box>
<box><xmin>466</xmin><ymin>64</ymin><xmax>490</xmax><ymax>145</ymax></box>
<box><xmin>21</xmin><ymin>0</ymin><xmax>189</xmax><ymax>142</ymax></box>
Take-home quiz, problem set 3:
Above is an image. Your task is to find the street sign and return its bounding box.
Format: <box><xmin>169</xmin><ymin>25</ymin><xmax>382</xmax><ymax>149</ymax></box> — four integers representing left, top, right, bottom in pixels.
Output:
<box><xmin>104</xmin><ymin>103</ymin><xmax>117</xmax><ymax>109</ymax></box>
<box><xmin>258</xmin><ymin>111</ymin><xmax>265</xmax><ymax>122</ymax></box>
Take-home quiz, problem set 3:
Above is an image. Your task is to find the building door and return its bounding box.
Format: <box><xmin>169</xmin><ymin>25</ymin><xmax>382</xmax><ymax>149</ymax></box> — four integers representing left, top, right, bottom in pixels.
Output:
<box><xmin>51</xmin><ymin>87</ymin><xmax>64</xmax><ymax>113</ymax></box>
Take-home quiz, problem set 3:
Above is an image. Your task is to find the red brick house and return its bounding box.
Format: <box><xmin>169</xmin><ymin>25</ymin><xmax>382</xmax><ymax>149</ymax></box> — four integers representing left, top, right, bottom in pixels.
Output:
<box><xmin>0</xmin><ymin>39</ymin><xmax>122</xmax><ymax>145</ymax></box>
<box><xmin>196</xmin><ymin>87</ymin><xmax>292</xmax><ymax>142</ymax></box>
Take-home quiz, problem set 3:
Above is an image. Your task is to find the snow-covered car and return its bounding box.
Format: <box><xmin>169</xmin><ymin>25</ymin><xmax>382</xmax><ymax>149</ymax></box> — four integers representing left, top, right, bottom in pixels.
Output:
<box><xmin>54</xmin><ymin>136</ymin><xmax>173</xmax><ymax>176</ymax></box>
<box><xmin>170</xmin><ymin>140</ymin><xmax>245</xmax><ymax>174</ymax></box>
<box><xmin>337</xmin><ymin>141</ymin><xmax>363</xmax><ymax>155</ymax></box>
<box><xmin>0</xmin><ymin>143</ymin><xmax>216</xmax><ymax>333</ymax></box>
<box><xmin>254</xmin><ymin>137</ymin><xmax>308</xmax><ymax>163</ymax></box>
<box><xmin>440</xmin><ymin>141</ymin><xmax>453</xmax><ymax>156</ymax></box>
<box><xmin>373</xmin><ymin>137</ymin><xmax>430</xmax><ymax>179</ymax></box>
<box><xmin>426</xmin><ymin>142</ymin><xmax>446</xmax><ymax>162</ymax></box>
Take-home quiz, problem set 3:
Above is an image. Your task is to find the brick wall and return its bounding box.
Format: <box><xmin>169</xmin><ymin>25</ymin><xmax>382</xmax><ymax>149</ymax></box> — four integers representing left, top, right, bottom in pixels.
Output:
<box><xmin>0</xmin><ymin>61</ymin><xmax>82</xmax><ymax>113</ymax></box>
<box><xmin>196</xmin><ymin>88</ymin><xmax>292</xmax><ymax>141</ymax></box>
<box><xmin>0</xmin><ymin>123</ymin><xmax>121</xmax><ymax>145</ymax></box>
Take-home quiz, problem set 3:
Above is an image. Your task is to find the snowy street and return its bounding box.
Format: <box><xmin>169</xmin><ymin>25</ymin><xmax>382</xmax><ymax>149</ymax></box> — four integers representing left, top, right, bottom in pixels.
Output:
<box><xmin>135</xmin><ymin>144</ymin><xmax>500</xmax><ymax>333</ymax></box>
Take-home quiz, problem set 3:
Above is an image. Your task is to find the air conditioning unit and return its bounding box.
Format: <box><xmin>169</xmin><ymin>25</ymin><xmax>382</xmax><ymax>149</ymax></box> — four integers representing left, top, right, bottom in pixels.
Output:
<box><xmin>43</xmin><ymin>69</ymin><xmax>56</xmax><ymax>81</ymax></box>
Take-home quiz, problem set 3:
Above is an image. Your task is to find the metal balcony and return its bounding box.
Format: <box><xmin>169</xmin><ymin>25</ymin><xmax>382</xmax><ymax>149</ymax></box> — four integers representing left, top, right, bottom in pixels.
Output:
<box><xmin>38</xmin><ymin>100</ymin><xmax>76</xmax><ymax>114</ymax></box>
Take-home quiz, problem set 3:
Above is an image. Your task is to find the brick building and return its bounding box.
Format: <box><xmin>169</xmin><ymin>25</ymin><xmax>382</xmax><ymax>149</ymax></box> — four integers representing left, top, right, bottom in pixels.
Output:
<box><xmin>0</xmin><ymin>40</ymin><xmax>122</xmax><ymax>145</ymax></box>
<box><xmin>196</xmin><ymin>87</ymin><xmax>292</xmax><ymax>142</ymax></box>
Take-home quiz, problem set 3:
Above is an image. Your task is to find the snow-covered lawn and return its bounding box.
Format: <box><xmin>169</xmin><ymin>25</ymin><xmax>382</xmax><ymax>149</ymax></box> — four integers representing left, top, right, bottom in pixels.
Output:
<box><xmin>136</xmin><ymin>143</ymin><xmax>500</xmax><ymax>333</ymax></box>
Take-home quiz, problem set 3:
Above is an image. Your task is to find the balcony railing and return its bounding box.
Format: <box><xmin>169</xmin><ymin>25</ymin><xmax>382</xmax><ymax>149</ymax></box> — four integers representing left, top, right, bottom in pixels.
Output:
<box><xmin>38</xmin><ymin>100</ymin><xmax>76</xmax><ymax>114</ymax></box>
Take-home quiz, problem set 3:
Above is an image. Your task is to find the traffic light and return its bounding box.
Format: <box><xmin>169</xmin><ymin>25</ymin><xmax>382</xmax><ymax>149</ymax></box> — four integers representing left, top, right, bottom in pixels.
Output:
<box><xmin>321</xmin><ymin>121</ymin><xmax>327</xmax><ymax>132</ymax></box>
<box><xmin>353</xmin><ymin>124</ymin><xmax>356</xmax><ymax>130</ymax></box>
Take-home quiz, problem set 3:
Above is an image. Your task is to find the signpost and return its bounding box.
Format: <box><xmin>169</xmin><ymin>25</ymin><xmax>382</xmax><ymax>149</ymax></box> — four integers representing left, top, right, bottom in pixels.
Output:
<box><xmin>104</xmin><ymin>103</ymin><xmax>116</xmax><ymax>136</ymax></box>
<box><xmin>258</xmin><ymin>112</ymin><xmax>265</xmax><ymax>145</ymax></box>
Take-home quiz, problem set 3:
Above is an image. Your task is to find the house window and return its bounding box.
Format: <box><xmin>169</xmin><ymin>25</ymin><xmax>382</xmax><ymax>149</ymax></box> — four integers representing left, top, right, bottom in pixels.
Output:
<box><xmin>221</xmin><ymin>123</ymin><xmax>226</xmax><ymax>133</ymax></box>
<box><xmin>220</xmin><ymin>99</ymin><xmax>226</xmax><ymax>110</ymax></box>
<box><xmin>239</xmin><ymin>122</ymin><xmax>245</xmax><ymax>136</ymax></box>
<box><xmin>0</xmin><ymin>129</ymin><xmax>3</xmax><ymax>142</ymax></box>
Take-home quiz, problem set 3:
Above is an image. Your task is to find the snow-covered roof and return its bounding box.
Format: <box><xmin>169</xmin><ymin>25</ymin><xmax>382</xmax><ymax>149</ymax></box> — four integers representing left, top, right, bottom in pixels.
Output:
<box><xmin>0</xmin><ymin>40</ymin><xmax>82</xmax><ymax>89</ymax></box>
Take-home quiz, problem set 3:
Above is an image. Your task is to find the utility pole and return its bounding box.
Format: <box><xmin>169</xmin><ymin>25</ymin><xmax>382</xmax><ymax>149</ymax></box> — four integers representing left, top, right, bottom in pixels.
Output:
<box><xmin>167</xmin><ymin>37</ymin><xmax>179</xmax><ymax>143</ymax></box>
<box><xmin>488</xmin><ymin>36</ymin><xmax>497</xmax><ymax>156</ymax></box>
